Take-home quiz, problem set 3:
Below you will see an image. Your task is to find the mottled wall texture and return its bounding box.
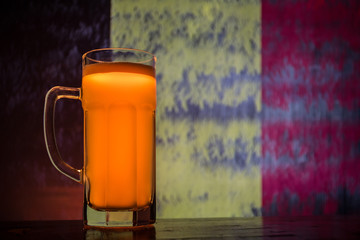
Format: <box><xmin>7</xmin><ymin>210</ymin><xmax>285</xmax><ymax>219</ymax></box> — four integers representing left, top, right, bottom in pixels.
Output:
<box><xmin>111</xmin><ymin>0</ymin><xmax>262</xmax><ymax>218</ymax></box>
<box><xmin>0</xmin><ymin>0</ymin><xmax>359</xmax><ymax>221</ymax></box>
<box><xmin>262</xmin><ymin>0</ymin><xmax>360</xmax><ymax>215</ymax></box>
<box><xmin>0</xmin><ymin>0</ymin><xmax>109</xmax><ymax>220</ymax></box>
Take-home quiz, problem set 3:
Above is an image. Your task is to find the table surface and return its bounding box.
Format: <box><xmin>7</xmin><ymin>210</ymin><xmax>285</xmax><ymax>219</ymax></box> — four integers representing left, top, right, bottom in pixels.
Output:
<box><xmin>1</xmin><ymin>216</ymin><xmax>360</xmax><ymax>239</ymax></box>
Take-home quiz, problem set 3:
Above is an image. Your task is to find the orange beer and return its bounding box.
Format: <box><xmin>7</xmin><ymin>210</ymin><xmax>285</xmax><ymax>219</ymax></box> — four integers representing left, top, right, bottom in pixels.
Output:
<box><xmin>82</xmin><ymin>62</ymin><xmax>156</xmax><ymax>210</ymax></box>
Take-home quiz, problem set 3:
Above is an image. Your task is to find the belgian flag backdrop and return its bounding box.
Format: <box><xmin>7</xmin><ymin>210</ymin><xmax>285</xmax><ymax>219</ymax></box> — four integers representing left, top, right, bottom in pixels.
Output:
<box><xmin>0</xmin><ymin>0</ymin><xmax>359</xmax><ymax>220</ymax></box>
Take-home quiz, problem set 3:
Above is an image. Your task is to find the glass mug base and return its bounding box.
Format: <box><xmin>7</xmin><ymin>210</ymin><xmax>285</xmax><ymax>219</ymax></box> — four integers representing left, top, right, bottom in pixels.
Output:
<box><xmin>83</xmin><ymin>200</ymin><xmax>156</xmax><ymax>228</ymax></box>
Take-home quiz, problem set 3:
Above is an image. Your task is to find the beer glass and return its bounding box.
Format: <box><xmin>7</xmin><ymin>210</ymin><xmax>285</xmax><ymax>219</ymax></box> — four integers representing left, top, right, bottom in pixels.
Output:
<box><xmin>44</xmin><ymin>48</ymin><xmax>156</xmax><ymax>227</ymax></box>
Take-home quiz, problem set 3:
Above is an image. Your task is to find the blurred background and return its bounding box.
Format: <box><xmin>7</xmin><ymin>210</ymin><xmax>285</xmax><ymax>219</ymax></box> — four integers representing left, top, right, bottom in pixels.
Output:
<box><xmin>0</xmin><ymin>0</ymin><xmax>359</xmax><ymax>221</ymax></box>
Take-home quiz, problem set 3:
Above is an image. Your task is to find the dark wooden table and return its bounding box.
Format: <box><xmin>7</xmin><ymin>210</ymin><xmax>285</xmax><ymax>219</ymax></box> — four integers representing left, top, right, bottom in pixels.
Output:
<box><xmin>1</xmin><ymin>216</ymin><xmax>360</xmax><ymax>239</ymax></box>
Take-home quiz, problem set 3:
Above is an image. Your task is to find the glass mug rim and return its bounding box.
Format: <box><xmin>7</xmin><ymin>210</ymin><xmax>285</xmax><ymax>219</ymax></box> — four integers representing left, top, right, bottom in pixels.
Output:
<box><xmin>82</xmin><ymin>47</ymin><xmax>156</xmax><ymax>64</ymax></box>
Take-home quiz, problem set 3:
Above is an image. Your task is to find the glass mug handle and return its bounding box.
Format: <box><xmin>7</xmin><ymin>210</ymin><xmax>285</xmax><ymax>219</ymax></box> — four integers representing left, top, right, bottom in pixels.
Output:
<box><xmin>44</xmin><ymin>86</ymin><xmax>82</xmax><ymax>183</ymax></box>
